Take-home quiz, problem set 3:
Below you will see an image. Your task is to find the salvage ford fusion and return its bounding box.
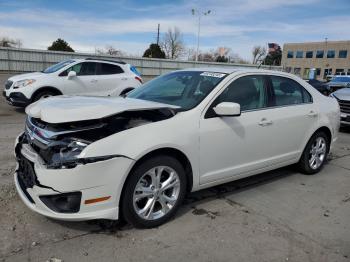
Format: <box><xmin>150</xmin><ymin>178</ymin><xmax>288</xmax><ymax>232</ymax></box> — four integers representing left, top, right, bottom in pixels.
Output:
<box><xmin>14</xmin><ymin>68</ymin><xmax>340</xmax><ymax>228</ymax></box>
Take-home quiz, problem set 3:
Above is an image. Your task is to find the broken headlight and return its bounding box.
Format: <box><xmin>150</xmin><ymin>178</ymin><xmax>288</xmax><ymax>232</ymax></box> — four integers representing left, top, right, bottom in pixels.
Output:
<box><xmin>47</xmin><ymin>139</ymin><xmax>122</xmax><ymax>169</ymax></box>
<box><xmin>49</xmin><ymin>139</ymin><xmax>90</xmax><ymax>169</ymax></box>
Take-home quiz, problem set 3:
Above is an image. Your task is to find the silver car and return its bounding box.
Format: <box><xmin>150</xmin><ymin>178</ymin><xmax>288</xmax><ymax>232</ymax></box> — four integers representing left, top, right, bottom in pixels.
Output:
<box><xmin>331</xmin><ymin>88</ymin><xmax>350</xmax><ymax>125</ymax></box>
<box><xmin>328</xmin><ymin>76</ymin><xmax>350</xmax><ymax>92</ymax></box>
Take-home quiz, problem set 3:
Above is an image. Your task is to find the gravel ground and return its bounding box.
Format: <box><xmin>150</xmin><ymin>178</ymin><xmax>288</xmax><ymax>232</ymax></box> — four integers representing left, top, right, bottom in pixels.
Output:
<box><xmin>0</xmin><ymin>74</ymin><xmax>349</xmax><ymax>262</ymax></box>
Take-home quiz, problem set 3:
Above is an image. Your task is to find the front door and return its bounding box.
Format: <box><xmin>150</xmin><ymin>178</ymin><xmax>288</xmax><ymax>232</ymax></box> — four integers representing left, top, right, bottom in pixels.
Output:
<box><xmin>58</xmin><ymin>62</ymin><xmax>98</xmax><ymax>96</ymax></box>
<box><xmin>199</xmin><ymin>75</ymin><xmax>273</xmax><ymax>184</ymax></box>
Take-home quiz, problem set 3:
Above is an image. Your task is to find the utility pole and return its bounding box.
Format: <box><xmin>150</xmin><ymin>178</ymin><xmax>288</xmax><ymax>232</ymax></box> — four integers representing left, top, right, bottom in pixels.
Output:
<box><xmin>157</xmin><ymin>23</ymin><xmax>160</xmax><ymax>45</ymax></box>
<box><xmin>191</xmin><ymin>9</ymin><xmax>211</xmax><ymax>62</ymax></box>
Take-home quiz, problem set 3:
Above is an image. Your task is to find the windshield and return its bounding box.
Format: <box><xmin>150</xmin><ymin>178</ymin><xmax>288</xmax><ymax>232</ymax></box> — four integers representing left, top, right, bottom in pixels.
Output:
<box><xmin>127</xmin><ymin>71</ymin><xmax>227</xmax><ymax>110</ymax></box>
<box><xmin>332</xmin><ymin>77</ymin><xmax>350</xmax><ymax>82</ymax></box>
<box><xmin>43</xmin><ymin>60</ymin><xmax>75</xmax><ymax>73</ymax></box>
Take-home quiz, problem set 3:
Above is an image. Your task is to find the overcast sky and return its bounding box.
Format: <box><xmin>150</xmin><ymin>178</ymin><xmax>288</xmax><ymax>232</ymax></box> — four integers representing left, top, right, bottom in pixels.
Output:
<box><xmin>0</xmin><ymin>0</ymin><xmax>349</xmax><ymax>61</ymax></box>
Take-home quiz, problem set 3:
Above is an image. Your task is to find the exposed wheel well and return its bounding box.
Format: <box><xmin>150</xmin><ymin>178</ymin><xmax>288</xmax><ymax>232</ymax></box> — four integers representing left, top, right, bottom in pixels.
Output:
<box><xmin>128</xmin><ymin>148</ymin><xmax>193</xmax><ymax>193</ymax></box>
<box><xmin>31</xmin><ymin>87</ymin><xmax>62</xmax><ymax>101</ymax></box>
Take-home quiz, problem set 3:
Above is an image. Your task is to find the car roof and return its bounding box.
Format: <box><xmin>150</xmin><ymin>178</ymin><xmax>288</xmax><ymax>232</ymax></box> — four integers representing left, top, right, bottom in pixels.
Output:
<box><xmin>72</xmin><ymin>58</ymin><xmax>127</xmax><ymax>65</ymax></box>
<box><xmin>177</xmin><ymin>67</ymin><xmax>290</xmax><ymax>77</ymax></box>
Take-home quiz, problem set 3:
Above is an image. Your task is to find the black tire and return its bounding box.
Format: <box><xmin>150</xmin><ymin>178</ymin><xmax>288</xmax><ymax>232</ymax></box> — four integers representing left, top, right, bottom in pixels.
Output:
<box><xmin>33</xmin><ymin>90</ymin><xmax>57</xmax><ymax>102</ymax></box>
<box><xmin>122</xmin><ymin>155</ymin><xmax>187</xmax><ymax>228</ymax></box>
<box><xmin>298</xmin><ymin>131</ymin><xmax>330</xmax><ymax>175</ymax></box>
<box><xmin>119</xmin><ymin>88</ymin><xmax>134</xmax><ymax>97</ymax></box>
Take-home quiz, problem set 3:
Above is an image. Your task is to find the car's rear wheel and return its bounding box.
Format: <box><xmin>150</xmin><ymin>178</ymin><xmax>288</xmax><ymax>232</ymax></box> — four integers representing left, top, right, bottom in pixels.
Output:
<box><xmin>298</xmin><ymin>131</ymin><xmax>329</xmax><ymax>174</ymax></box>
<box><xmin>33</xmin><ymin>90</ymin><xmax>56</xmax><ymax>102</ymax></box>
<box><xmin>122</xmin><ymin>155</ymin><xmax>187</xmax><ymax>228</ymax></box>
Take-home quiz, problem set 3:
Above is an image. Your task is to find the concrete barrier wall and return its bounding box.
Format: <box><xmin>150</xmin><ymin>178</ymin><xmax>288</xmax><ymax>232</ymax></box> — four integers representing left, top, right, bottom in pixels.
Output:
<box><xmin>0</xmin><ymin>47</ymin><xmax>282</xmax><ymax>80</ymax></box>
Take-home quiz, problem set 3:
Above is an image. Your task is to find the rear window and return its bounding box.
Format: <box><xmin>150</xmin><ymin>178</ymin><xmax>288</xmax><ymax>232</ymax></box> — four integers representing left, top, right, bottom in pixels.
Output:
<box><xmin>97</xmin><ymin>63</ymin><xmax>124</xmax><ymax>75</ymax></box>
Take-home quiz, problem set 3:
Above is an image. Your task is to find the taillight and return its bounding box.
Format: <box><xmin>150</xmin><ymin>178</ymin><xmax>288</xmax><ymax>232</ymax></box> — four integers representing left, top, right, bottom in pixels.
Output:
<box><xmin>135</xmin><ymin>76</ymin><xmax>143</xmax><ymax>84</ymax></box>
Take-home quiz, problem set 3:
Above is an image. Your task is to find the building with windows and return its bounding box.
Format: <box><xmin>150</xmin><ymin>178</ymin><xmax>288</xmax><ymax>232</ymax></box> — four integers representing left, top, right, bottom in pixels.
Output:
<box><xmin>281</xmin><ymin>40</ymin><xmax>350</xmax><ymax>80</ymax></box>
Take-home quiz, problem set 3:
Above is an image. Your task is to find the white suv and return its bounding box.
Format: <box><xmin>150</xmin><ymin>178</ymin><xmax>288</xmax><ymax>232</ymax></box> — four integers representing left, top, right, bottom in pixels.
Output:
<box><xmin>3</xmin><ymin>58</ymin><xmax>142</xmax><ymax>107</ymax></box>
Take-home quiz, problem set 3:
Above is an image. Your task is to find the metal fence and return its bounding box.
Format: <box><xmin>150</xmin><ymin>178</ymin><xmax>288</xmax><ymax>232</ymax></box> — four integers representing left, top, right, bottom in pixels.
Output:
<box><xmin>0</xmin><ymin>47</ymin><xmax>282</xmax><ymax>80</ymax></box>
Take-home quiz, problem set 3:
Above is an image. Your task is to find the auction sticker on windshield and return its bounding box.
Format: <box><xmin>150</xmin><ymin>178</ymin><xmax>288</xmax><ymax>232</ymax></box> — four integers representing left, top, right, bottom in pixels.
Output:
<box><xmin>200</xmin><ymin>72</ymin><xmax>226</xmax><ymax>78</ymax></box>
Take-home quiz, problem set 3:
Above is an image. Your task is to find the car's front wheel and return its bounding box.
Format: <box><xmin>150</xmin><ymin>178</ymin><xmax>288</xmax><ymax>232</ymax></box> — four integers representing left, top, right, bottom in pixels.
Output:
<box><xmin>122</xmin><ymin>155</ymin><xmax>187</xmax><ymax>228</ymax></box>
<box><xmin>298</xmin><ymin>131</ymin><xmax>329</xmax><ymax>174</ymax></box>
<box><xmin>33</xmin><ymin>90</ymin><xmax>57</xmax><ymax>102</ymax></box>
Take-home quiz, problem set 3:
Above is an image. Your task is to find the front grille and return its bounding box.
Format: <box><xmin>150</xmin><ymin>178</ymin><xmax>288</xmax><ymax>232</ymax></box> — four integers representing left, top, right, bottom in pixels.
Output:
<box><xmin>338</xmin><ymin>99</ymin><xmax>350</xmax><ymax>114</ymax></box>
<box><xmin>5</xmin><ymin>80</ymin><xmax>13</xmax><ymax>90</ymax></box>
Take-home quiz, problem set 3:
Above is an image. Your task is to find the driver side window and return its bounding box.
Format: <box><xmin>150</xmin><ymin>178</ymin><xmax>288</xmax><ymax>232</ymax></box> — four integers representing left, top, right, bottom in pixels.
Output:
<box><xmin>67</xmin><ymin>63</ymin><xmax>83</xmax><ymax>75</ymax></box>
<box><xmin>59</xmin><ymin>62</ymin><xmax>97</xmax><ymax>76</ymax></box>
<box><xmin>206</xmin><ymin>75</ymin><xmax>268</xmax><ymax>118</ymax></box>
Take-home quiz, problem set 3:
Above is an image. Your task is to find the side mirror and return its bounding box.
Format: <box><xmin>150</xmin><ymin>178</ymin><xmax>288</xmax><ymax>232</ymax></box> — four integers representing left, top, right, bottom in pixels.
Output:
<box><xmin>213</xmin><ymin>102</ymin><xmax>241</xmax><ymax>117</ymax></box>
<box><xmin>67</xmin><ymin>71</ymin><xmax>77</xmax><ymax>79</ymax></box>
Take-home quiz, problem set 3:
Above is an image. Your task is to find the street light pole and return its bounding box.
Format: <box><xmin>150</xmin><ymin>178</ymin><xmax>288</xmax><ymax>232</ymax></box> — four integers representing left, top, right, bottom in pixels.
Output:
<box><xmin>192</xmin><ymin>9</ymin><xmax>211</xmax><ymax>62</ymax></box>
<box><xmin>196</xmin><ymin>15</ymin><xmax>200</xmax><ymax>62</ymax></box>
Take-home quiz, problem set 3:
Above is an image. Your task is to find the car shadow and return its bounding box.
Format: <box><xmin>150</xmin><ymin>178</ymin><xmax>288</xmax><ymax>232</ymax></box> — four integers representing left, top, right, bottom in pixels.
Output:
<box><xmin>49</xmin><ymin>166</ymin><xmax>296</xmax><ymax>233</ymax></box>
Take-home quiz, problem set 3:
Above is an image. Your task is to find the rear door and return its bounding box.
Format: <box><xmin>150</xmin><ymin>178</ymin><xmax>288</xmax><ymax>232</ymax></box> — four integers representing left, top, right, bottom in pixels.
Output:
<box><xmin>95</xmin><ymin>62</ymin><xmax>126</xmax><ymax>96</ymax></box>
<box><xmin>264</xmin><ymin>75</ymin><xmax>318</xmax><ymax>159</ymax></box>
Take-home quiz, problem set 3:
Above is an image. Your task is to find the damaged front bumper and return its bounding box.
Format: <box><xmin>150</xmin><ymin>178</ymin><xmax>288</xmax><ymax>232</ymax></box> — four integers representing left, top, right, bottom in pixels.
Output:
<box><xmin>14</xmin><ymin>133</ymin><xmax>135</xmax><ymax>221</ymax></box>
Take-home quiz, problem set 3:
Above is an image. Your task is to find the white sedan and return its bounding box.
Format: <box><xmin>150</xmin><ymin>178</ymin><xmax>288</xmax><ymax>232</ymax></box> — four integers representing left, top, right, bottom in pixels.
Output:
<box><xmin>14</xmin><ymin>68</ymin><xmax>340</xmax><ymax>228</ymax></box>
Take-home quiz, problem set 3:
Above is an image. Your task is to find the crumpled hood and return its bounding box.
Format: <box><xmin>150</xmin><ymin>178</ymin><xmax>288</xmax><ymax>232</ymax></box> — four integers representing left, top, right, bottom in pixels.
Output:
<box><xmin>9</xmin><ymin>72</ymin><xmax>45</xmax><ymax>82</ymax></box>
<box><xmin>25</xmin><ymin>96</ymin><xmax>179</xmax><ymax>124</ymax></box>
<box><xmin>333</xmin><ymin>88</ymin><xmax>350</xmax><ymax>100</ymax></box>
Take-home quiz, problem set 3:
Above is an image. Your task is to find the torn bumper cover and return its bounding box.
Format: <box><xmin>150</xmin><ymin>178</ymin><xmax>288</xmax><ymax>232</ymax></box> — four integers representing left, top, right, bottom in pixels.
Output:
<box><xmin>14</xmin><ymin>97</ymin><xmax>177</xmax><ymax>221</ymax></box>
<box><xmin>14</xmin><ymin>133</ymin><xmax>135</xmax><ymax>221</ymax></box>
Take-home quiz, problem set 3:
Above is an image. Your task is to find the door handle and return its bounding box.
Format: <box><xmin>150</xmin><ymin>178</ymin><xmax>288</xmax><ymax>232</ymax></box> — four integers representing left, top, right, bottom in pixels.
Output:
<box><xmin>307</xmin><ymin>111</ymin><xmax>318</xmax><ymax>117</ymax></box>
<box><xmin>121</xmin><ymin>77</ymin><xmax>128</xmax><ymax>81</ymax></box>
<box><xmin>90</xmin><ymin>79</ymin><xmax>98</xmax><ymax>83</ymax></box>
<box><xmin>258</xmin><ymin>118</ymin><xmax>273</xmax><ymax>126</ymax></box>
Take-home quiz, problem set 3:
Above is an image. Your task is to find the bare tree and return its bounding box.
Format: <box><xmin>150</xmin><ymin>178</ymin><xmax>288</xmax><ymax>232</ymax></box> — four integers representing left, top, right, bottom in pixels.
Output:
<box><xmin>0</xmin><ymin>37</ymin><xmax>22</xmax><ymax>48</ymax></box>
<box><xmin>186</xmin><ymin>48</ymin><xmax>196</xmax><ymax>61</ymax></box>
<box><xmin>252</xmin><ymin>45</ymin><xmax>266</xmax><ymax>64</ymax></box>
<box><xmin>105</xmin><ymin>45</ymin><xmax>121</xmax><ymax>56</ymax></box>
<box><xmin>95</xmin><ymin>45</ymin><xmax>123</xmax><ymax>56</ymax></box>
<box><xmin>230</xmin><ymin>53</ymin><xmax>249</xmax><ymax>64</ymax></box>
<box><xmin>161</xmin><ymin>27</ymin><xmax>185</xmax><ymax>59</ymax></box>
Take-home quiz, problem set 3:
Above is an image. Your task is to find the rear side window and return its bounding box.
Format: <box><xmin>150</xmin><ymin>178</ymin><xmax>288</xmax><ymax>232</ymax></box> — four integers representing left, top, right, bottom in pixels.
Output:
<box><xmin>269</xmin><ymin>76</ymin><xmax>312</xmax><ymax>106</ymax></box>
<box><xmin>130</xmin><ymin>65</ymin><xmax>141</xmax><ymax>76</ymax></box>
<box><xmin>97</xmin><ymin>63</ymin><xmax>124</xmax><ymax>75</ymax></box>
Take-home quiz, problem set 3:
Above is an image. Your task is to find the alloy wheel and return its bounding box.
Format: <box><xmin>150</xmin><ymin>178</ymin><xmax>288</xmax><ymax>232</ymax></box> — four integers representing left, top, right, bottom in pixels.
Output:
<box><xmin>133</xmin><ymin>166</ymin><xmax>180</xmax><ymax>220</ymax></box>
<box><xmin>309</xmin><ymin>137</ymin><xmax>327</xmax><ymax>170</ymax></box>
